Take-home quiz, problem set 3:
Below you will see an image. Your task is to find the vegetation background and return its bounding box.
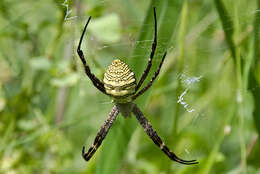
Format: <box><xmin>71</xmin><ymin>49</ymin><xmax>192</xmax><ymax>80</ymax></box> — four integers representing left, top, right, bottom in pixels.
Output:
<box><xmin>0</xmin><ymin>0</ymin><xmax>259</xmax><ymax>173</ymax></box>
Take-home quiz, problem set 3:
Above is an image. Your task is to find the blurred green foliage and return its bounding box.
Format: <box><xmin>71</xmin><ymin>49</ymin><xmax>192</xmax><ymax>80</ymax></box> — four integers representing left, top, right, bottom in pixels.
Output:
<box><xmin>0</xmin><ymin>0</ymin><xmax>259</xmax><ymax>174</ymax></box>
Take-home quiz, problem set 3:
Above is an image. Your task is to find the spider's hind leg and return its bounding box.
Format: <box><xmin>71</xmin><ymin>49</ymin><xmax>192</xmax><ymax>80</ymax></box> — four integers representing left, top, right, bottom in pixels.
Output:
<box><xmin>82</xmin><ymin>105</ymin><xmax>119</xmax><ymax>161</ymax></box>
<box><xmin>132</xmin><ymin>104</ymin><xmax>198</xmax><ymax>165</ymax></box>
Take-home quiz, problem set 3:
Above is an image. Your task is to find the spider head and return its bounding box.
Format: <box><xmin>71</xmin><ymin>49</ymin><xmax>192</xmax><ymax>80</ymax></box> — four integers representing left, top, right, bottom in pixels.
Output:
<box><xmin>104</xmin><ymin>59</ymin><xmax>136</xmax><ymax>103</ymax></box>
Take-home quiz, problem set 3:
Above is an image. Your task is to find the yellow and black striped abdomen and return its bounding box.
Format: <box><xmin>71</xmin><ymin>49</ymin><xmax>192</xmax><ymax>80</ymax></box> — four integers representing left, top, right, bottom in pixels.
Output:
<box><xmin>104</xmin><ymin>59</ymin><xmax>136</xmax><ymax>103</ymax></box>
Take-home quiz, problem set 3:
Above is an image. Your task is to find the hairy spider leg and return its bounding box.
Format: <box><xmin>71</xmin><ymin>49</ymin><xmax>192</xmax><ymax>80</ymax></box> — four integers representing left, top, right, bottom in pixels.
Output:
<box><xmin>132</xmin><ymin>51</ymin><xmax>167</xmax><ymax>100</ymax></box>
<box><xmin>132</xmin><ymin>104</ymin><xmax>198</xmax><ymax>165</ymax></box>
<box><xmin>77</xmin><ymin>16</ymin><xmax>107</xmax><ymax>94</ymax></box>
<box><xmin>82</xmin><ymin>105</ymin><xmax>119</xmax><ymax>161</ymax></box>
<box><xmin>135</xmin><ymin>7</ymin><xmax>158</xmax><ymax>91</ymax></box>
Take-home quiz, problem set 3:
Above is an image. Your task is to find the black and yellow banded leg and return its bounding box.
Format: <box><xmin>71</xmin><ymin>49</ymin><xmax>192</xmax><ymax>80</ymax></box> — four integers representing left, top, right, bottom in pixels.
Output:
<box><xmin>82</xmin><ymin>105</ymin><xmax>119</xmax><ymax>161</ymax></box>
<box><xmin>132</xmin><ymin>104</ymin><xmax>198</xmax><ymax>165</ymax></box>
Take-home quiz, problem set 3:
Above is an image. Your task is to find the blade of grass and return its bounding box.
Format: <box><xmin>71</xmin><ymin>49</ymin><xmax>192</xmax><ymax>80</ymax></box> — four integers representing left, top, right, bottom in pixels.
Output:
<box><xmin>214</xmin><ymin>0</ymin><xmax>236</xmax><ymax>63</ymax></box>
<box><xmin>173</xmin><ymin>0</ymin><xmax>188</xmax><ymax>137</ymax></box>
<box><xmin>96</xmin><ymin>1</ymin><xmax>182</xmax><ymax>173</ymax></box>
<box><xmin>199</xmin><ymin>102</ymin><xmax>235</xmax><ymax>174</ymax></box>
<box><xmin>249</xmin><ymin>0</ymin><xmax>260</xmax><ymax>135</ymax></box>
<box><xmin>232</xmin><ymin>5</ymin><xmax>248</xmax><ymax>173</ymax></box>
<box><xmin>214</xmin><ymin>0</ymin><xmax>248</xmax><ymax>172</ymax></box>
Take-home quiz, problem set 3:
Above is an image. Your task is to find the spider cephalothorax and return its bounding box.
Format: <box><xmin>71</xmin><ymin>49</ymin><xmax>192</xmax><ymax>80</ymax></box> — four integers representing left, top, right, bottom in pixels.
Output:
<box><xmin>77</xmin><ymin>8</ymin><xmax>198</xmax><ymax>165</ymax></box>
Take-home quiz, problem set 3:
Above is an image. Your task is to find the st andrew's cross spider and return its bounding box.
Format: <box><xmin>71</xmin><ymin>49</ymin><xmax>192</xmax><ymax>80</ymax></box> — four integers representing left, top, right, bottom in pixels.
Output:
<box><xmin>77</xmin><ymin>7</ymin><xmax>198</xmax><ymax>165</ymax></box>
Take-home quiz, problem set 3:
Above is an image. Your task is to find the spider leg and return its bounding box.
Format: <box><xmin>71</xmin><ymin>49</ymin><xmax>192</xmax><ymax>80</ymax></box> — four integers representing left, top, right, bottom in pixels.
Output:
<box><xmin>132</xmin><ymin>104</ymin><xmax>198</xmax><ymax>165</ymax></box>
<box><xmin>82</xmin><ymin>105</ymin><xmax>119</xmax><ymax>161</ymax></box>
<box><xmin>77</xmin><ymin>17</ymin><xmax>107</xmax><ymax>94</ymax></box>
<box><xmin>132</xmin><ymin>51</ymin><xmax>167</xmax><ymax>100</ymax></box>
<box><xmin>135</xmin><ymin>7</ymin><xmax>158</xmax><ymax>91</ymax></box>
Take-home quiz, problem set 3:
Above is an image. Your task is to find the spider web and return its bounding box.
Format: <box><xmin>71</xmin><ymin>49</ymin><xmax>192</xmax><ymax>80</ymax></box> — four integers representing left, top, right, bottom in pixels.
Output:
<box><xmin>178</xmin><ymin>74</ymin><xmax>203</xmax><ymax>113</ymax></box>
<box><xmin>60</xmin><ymin>1</ymin><xmax>260</xmax><ymax>119</ymax></box>
<box><xmin>55</xmin><ymin>2</ymin><xmax>260</xmax><ymax>173</ymax></box>
<box><xmin>62</xmin><ymin>0</ymin><xmax>77</xmax><ymax>21</ymax></box>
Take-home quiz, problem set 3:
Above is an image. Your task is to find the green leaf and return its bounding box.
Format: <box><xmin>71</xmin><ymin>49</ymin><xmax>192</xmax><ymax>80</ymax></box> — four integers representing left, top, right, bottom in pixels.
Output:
<box><xmin>89</xmin><ymin>13</ymin><xmax>121</xmax><ymax>43</ymax></box>
<box><xmin>50</xmin><ymin>73</ymin><xmax>80</xmax><ymax>87</ymax></box>
<box><xmin>29</xmin><ymin>56</ymin><xmax>51</xmax><ymax>70</ymax></box>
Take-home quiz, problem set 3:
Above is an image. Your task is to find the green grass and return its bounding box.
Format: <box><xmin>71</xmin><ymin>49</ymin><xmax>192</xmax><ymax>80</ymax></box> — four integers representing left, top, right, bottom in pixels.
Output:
<box><xmin>0</xmin><ymin>0</ymin><xmax>259</xmax><ymax>173</ymax></box>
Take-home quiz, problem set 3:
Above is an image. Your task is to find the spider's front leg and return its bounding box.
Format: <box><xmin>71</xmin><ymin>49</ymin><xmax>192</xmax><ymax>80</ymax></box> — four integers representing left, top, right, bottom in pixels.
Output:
<box><xmin>77</xmin><ymin>17</ymin><xmax>107</xmax><ymax>95</ymax></box>
<box><xmin>133</xmin><ymin>7</ymin><xmax>168</xmax><ymax>100</ymax></box>
<box><xmin>132</xmin><ymin>51</ymin><xmax>167</xmax><ymax>100</ymax></box>
<box><xmin>82</xmin><ymin>105</ymin><xmax>119</xmax><ymax>161</ymax></box>
<box><xmin>132</xmin><ymin>104</ymin><xmax>198</xmax><ymax>165</ymax></box>
<box><xmin>135</xmin><ymin>7</ymin><xmax>158</xmax><ymax>91</ymax></box>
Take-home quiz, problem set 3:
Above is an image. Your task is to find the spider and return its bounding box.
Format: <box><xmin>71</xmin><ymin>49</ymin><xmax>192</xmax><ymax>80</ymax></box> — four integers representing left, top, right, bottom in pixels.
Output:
<box><xmin>77</xmin><ymin>7</ymin><xmax>198</xmax><ymax>165</ymax></box>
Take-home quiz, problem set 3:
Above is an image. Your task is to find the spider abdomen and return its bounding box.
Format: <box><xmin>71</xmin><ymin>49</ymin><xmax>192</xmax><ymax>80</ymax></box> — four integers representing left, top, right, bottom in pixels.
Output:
<box><xmin>104</xmin><ymin>59</ymin><xmax>136</xmax><ymax>103</ymax></box>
